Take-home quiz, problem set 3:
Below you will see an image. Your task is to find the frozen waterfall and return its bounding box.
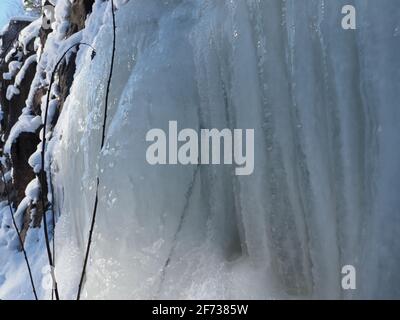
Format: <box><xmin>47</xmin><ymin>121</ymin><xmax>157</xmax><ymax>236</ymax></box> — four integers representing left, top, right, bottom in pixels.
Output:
<box><xmin>3</xmin><ymin>0</ymin><xmax>399</xmax><ymax>300</ymax></box>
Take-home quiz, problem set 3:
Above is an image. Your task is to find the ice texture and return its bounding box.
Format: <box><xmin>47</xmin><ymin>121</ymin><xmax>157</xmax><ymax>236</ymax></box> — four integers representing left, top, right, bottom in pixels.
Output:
<box><xmin>1</xmin><ymin>0</ymin><xmax>400</xmax><ymax>300</ymax></box>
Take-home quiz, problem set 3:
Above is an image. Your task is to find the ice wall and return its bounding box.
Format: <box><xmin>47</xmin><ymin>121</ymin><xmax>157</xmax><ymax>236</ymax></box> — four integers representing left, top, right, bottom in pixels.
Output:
<box><xmin>44</xmin><ymin>0</ymin><xmax>400</xmax><ymax>299</ymax></box>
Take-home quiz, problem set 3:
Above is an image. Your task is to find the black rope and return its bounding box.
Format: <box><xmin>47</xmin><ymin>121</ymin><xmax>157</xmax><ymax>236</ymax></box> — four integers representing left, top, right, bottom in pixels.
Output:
<box><xmin>156</xmin><ymin>165</ymin><xmax>200</xmax><ymax>296</ymax></box>
<box><xmin>76</xmin><ymin>177</ymin><xmax>99</xmax><ymax>300</ymax></box>
<box><xmin>41</xmin><ymin>42</ymin><xmax>96</xmax><ymax>300</ymax></box>
<box><xmin>49</xmin><ymin>166</ymin><xmax>55</xmax><ymax>300</ymax></box>
<box><xmin>76</xmin><ymin>0</ymin><xmax>116</xmax><ymax>300</ymax></box>
<box><xmin>0</xmin><ymin>165</ymin><xmax>38</xmax><ymax>300</ymax></box>
<box><xmin>100</xmin><ymin>1</ymin><xmax>116</xmax><ymax>149</ymax></box>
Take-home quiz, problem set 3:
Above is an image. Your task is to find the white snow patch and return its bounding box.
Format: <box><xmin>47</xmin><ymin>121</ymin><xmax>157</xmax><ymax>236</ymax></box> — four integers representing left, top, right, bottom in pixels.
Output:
<box><xmin>18</xmin><ymin>18</ymin><xmax>41</xmax><ymax>55</ymax></box>
<box><xmin>28</xmin><ymin>143</ymin><xmax>43</xmax><ymax>174</ymax></box>
<box><xmin>6</xmin><ymin>85</ymin><xmax>20</xmax><ymax>100</ymax></box>
<box><xmin>4</xmin><ymin>115</ymin><xmax>42</xmax><ymax>154</ymax></box>
<box><xmin>3</xmin><ymin>60</ymin><xmax>22</xmax><ymax>80</ymax></box>
<box><xmin>25</xmin><ymin>177</ymin><xmax>40</xmax><ymax>203</ymax></box>
<box><xmin>15</xmin><ymin>54</ymin><xmax>37</xmax><ymax>87</ymax></box>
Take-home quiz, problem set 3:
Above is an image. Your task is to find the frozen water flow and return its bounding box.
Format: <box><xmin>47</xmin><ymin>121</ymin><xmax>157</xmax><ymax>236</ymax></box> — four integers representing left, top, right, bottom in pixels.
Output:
<box><xmin>1</xmin><ymin>0</ymin><xmax>400</xmax><ymax>300</ymax></box>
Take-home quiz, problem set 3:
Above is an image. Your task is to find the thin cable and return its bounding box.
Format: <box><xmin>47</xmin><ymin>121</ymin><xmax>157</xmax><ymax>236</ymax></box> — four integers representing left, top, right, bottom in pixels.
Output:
<box><xmin>41</xmin><ymin>42</ymin><xmax>96</xmax><ymax>301</ymax></box>
<box><xmin>0</xmin><ymin>165</ymin><xmax>38</xmax><ymax>300</ymax></box>
<box><xmin>76</xmin><ymin>177</ymin><xmax>99</xmax><ymax>300</ymax></box>
<box><xmin>76</xmin><ymin>0</ymin><xmax>116</xmax><ymax>300</ymax></box>
<box><xmin>49</xmin><ymin>167</ymin><xmax>55</xmax><ymax>301</ymax></box>
<box><xmin>101</xmin><ymin>1</ymin><xmax>116</xmax><ymax>149</ymax></box>
<box><xmin>156</xmin><ymin>165</ymin><xmax>200</xmax><ymax>296</ymax></box>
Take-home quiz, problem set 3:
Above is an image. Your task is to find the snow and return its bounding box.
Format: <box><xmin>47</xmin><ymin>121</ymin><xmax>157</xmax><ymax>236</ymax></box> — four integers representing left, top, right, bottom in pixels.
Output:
<box><xmin>4</xmin><ymin>114</ymin><xmax>41</xmax><ymax>154</ymax></box>
<box><xmin>4</xmin><ymin>48</ymin><xmax>18</xmax><ymax>64</ymax></box>
<box><xmin>6</xmin><ymin>84</ymin><xmax>20</xmax><ymax>100</ymax></box>
<box><xmin>25</xmin><ymin>177</ymin><xmax>40</xmax><ymax>202</ymax></box>
<box><xmin>3</xmin><ymin>60</ymin><xmax>22</xmax><ymax>81</ymax></box>
<box><xmin>18</xmin><ymin>18</ymin><xmax>41</xmax><ymax>55</ymax></box>
<box><xmin>0</xmin><ymin>195</ymin><xmax>49</xmax><ymax>299</ymax></box>
<box><xmin>1</xmin><ymin>48</ymin><xmax>36</xmax><ymax>112</ymax></box>
<box><xmin>28</xmin><ymin>143</ymin><xmax>43</xmax><ymax>174</ymax></box>
<box><xmin>2</xmin><ymin>170</ymin><xmax>12</xmax><ymax>183</ymax></box>
<box><xmin>15</xmin><ymin>54</ymin><xmax>37</xmax><ymax>86</ymax></box>
<box><xmin>10</xmin><ymin>16</ymin><xmax>37</xmax><ymax>23</ymax></box>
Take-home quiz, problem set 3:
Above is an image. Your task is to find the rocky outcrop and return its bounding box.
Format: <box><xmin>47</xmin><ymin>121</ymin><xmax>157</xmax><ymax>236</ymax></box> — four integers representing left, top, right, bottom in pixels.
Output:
<box><xmin>68</xmin><ymin>0</ymin><xmax>95</xmax><ymax>37</ymax></box>
<box><xmin>1</xmin><ymin>19</ymin><xmax>37</xmax><ymax>238</ymax></box>
<box><xmin>0</xmin><ymin>1</ymin><xmax>95</xmax><ymax>245</ymax></box>
<box><xmin>0</xmin><ymin>19</ymin><xmax>34</xmax><ymax>143</ymax></box>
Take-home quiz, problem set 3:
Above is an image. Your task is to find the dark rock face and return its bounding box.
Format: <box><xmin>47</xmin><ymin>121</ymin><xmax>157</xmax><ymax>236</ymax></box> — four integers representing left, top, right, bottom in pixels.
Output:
<box><xmin>6</xmin><ymin>60</ymin><xmax>37</xmax><ymax>138</ymax></box>
<box><xmin>0</xmin><ymin>19</ymin><xmax>31</xmax><ymax>58</ymax></box>
<box><xmin>1</xmin><ymin>19</ymin><xmax>40</xmax><ymax>244</ymax></box>
<box><xmin>10</xmin><ymin>132</ymin><xmax>40</xmax><ymax>243</ymax></box>
<box><xmin>68</xmin><ymin>0</ymin><xmax>95</xmax><ymax>37</ymax></box>
<box><xmin>10</xmin><ymin>132</ymin><xmax>40</xmax><ymax>205</ymax></box>
<box><xmin>0</xmin><ymin>3</ymin><xmax>95</xmax><ymax>246</ymax></box>
<box><xmin>0</xmin><ymin>20</ymin><xmax>33</xmax><ymax>146</ymax></box>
